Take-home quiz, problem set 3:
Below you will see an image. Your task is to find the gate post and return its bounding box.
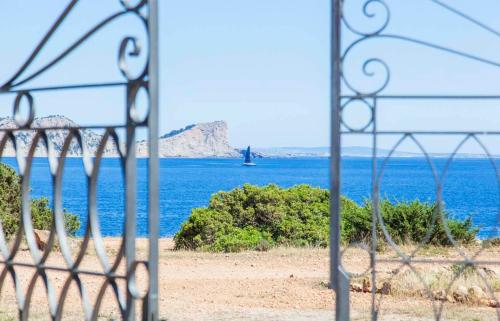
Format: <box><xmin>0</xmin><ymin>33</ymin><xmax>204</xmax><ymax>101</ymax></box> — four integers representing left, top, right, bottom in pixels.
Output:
<box><xmin>330</xmin><ymin>0</ymin><xmax>350</xmax><ymax>320</ymax></box>
<box><xmin>147</xmin><ymin>0</ymin><xmax>160</xmax><ymax>320</ymax></box>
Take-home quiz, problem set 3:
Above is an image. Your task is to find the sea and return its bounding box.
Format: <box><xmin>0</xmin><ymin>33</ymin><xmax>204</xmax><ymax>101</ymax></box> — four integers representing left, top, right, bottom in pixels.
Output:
<box><xmin>4</xmin><ymin>157</ymin><xmax>499</xmax><ymax>239</ymax></box>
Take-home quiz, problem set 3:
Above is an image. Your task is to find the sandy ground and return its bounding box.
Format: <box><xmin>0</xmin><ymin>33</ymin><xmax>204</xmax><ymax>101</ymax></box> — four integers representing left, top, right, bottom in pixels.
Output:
<box><xmin>0</xmin><ymin>238</ymin><xmax>498</xmax><ymax>320</ymax></box>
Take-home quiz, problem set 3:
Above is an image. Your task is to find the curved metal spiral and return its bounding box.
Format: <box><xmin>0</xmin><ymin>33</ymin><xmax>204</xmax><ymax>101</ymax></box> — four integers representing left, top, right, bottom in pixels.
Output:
<box><xmin>0</xmin><ymin>1</ymin><xmax>150</xmax><ymax>90</ymax></box>
<box><xmin>118</xmin><ymin>36</ymin><xmax>149</xmax><ymax>82</ymax></box>
<box><xmin>340</xmin><ymin>0</ymin><xmax>500</xmax><ymax>96</ymax></box>
<box><xmin>341</xmin><ymin>37</ymin><xmax>391</xmax><ymax>95</ymax></box>
<box><xmin>0</xmin><ymin>0</ymin><xmax>157</xmax><ymax>319</ymax></box>
<box><xmin>342</xmin><ymin>0</ymin><xmax>390</xmax><ymax>36</ymax></box>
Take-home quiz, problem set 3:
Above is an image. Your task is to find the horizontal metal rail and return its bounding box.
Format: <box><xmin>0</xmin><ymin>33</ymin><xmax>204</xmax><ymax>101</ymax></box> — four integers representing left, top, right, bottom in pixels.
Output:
<box><xmin>0</xmin><ymin>82</ymin><xmax>129</xmax><ymax>94</ymax></box>
<box><xmin>342</xmin><ymin>130</ymin><xmax>500</xmax><ymax>135</ymax></box>
<box><xmin>341</xmin><ymin>95</ymin><xmax>500</xmax><ymax>100</ymax></box>
<box><xmin>377</xmin><ymin>258</ymin><xmax>500</xmax><ymax>265</ymax></box>
<box><xmin>0</xmin><ymin>261</ymin><xmax>128</xmax><ymax>278</ymax></box>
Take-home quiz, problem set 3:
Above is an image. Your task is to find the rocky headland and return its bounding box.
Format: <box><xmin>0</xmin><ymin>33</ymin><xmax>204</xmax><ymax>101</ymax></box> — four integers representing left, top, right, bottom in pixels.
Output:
<box><xmin>0</xmin><ymin>116</ymin><xmax>243</xmax><ymax>158</ymax></box>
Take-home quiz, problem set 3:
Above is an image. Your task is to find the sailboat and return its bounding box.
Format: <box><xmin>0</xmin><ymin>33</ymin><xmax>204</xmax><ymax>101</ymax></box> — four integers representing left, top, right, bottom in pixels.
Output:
<box><xmin>243</xmin><ymin>146</ymin><xmax>256</xmax><ymax>166</ymax></box>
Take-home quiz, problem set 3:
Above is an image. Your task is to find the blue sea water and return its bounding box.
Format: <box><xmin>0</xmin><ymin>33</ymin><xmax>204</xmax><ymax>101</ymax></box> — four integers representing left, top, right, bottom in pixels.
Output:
<box><xmin>4</xmin><ymin>157</ymin><xmax>499</xmax><ymax>238</ymax></box>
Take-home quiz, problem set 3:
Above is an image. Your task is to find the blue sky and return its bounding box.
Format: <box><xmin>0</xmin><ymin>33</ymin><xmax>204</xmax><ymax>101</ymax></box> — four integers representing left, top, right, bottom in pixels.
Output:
<box><xmin>1</xmin><ymin>1</ymin><xmax>500</xmax><ymax>152</ymax></box>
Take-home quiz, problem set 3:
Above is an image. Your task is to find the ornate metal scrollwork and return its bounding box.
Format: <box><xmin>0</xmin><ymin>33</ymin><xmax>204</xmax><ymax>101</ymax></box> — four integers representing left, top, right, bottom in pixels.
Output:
<box><xmin>334</xmin><ymin>1</ymin><xmax>500</xmax><ymax>320</ymax></box>
<box><xmin>342</xmin><ymin>0</ymin><xmax>390</xmax><ymax>37</ymax></box>
<box><xmin>0</xmin><ymin>1</ymin><xmax>158</xmax><ymax>320</ymax></box>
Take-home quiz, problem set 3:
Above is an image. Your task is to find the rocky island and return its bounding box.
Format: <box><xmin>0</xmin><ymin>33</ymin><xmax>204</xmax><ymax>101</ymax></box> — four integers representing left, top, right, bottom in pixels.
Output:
<box><xmin>0</xmin><ymin>116</ymin><xmax>243</xmax><ymax>158</ymax></box>
<box><xmin>136</xmin><ymin>120</ymin><xmax>240</xmax><ymax>158</ymax></box>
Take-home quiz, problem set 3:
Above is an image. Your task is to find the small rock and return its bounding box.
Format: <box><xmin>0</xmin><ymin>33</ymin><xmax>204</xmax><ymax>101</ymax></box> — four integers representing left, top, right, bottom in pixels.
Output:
<box><xmin>350</xmin><ymin>283</ymin><xmax>363</xmax><ymax>292</ymax></box>
<box><xmin>376</xmin><ymin>282</ymin><xmax>391</xmax><ymax>295</ymax></box>
<box><xmin>433</xmin><ymin>290</ymin><xmax>446</xmax><ymax>301</ymax></box>
<box><xmin>446</xmin><ymin>294</ymin><xmax>455</xmax><ymax>303</ymax></box>
<box><xmin>289</xmin><ymin>274</ymin><xmax>294</xmax><ymax>278</ymax></box>
<box><xmin>467</xmin><ymin>285</ymin><xmax>486</xmax><ymax>301</ymax></box>
<box><xmin>487</xmin><ymin>299</ymin><xmax>499</xmax><ymax>308</ymax></box>
<box><xmin>453</xmin><ymin>285</ymin><xmax>468</xmax><ymax>303</ymax></box>
<box><xmin>33</xmin><ymin>229</ymin><xmax>49</xmax><ymax>251</ymax></box>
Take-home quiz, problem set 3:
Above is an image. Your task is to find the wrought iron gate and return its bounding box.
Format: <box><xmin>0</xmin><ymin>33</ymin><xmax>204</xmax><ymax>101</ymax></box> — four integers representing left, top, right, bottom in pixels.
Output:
<box><xmin>0</xmin><ymin>1</ymin><xmax>158</xmax><ymax>320</ymax></box>
<box><xmin>331</xmin><ymin>0</ymin><xmax>500</xmax><ymax>320</ymax></box>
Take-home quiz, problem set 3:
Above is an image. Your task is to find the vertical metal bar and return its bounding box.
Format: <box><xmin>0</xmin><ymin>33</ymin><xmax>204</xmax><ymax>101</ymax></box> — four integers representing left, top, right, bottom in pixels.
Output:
<box><xmin>371</xmin><ymin>99</ymin><xmax>378</xmax><ymax>321</ymax></box>
<box><xmin>330</xmin><ymin>0</ymin><xmax>349</xmax><ymax>320</ymax></box>
<box><xmin>125</xmin><ymin>84</ymin><xmax>137</xmax><ymax>321</ymax></box>
<box><xmin>147</xmin><ymin>0</ymin><xmax>160</xmax><ymax>320</ymax></box>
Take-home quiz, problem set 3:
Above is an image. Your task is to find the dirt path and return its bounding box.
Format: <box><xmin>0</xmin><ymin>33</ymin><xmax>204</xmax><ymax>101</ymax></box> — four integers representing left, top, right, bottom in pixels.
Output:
<box><xmin>0</xmin><ymin>239</ymin><xmax>498</xmax><ymax>320</ymax></box>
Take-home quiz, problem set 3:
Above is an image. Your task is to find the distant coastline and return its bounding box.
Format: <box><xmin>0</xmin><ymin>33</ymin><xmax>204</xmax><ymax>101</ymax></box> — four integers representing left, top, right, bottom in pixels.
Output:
<box><xmin>250</xmin><ymin>146</ymin><xmax>500</xmax><ymax>159</ymax></box>
<box><xmin>0</xmin><ymin>116</ymin><xmax>496</xmax><ymax>159</ymax></box>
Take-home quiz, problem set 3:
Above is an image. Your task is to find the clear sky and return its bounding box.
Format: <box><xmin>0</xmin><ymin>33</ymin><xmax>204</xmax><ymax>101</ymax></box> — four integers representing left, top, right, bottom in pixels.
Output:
<box><xmin>1</xmin><ymin>1</ymin><xmax>500</xmax><ymax>152</ymax></box>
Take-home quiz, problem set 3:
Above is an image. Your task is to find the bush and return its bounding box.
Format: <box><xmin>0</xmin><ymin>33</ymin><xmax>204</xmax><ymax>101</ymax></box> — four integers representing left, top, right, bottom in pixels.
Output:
<box><xmin>31</xmin><ymin>197</ymin><xmax>80</xmax><ymax>236</ymax></box>
<box><xmin>0</xmin><ymin>164</ymin><xmax>22</xmax><ymax>237</ymax></box>
<box><xmin>175</xmin><ymin>184</ymin><xmax>329</xmax><ymax>251</ymax></box>
<box><xmin>0</xmin><ymin>163</ymin><xmax>80</xmax><ymax>238</ymax></box>
<box><xmin>342</xmin><ymin>199</ymin><xmax>478</xmax><ymax>246</ymax></box>
<box><xmin>211</xmin><ymin>227</ymin><xmax>273</xmax><ymax>252</ymax></box>
<box><xmin>174</xmin><ymin>184</ymin><xmax>478</xmax><ymax>252</ymax></box>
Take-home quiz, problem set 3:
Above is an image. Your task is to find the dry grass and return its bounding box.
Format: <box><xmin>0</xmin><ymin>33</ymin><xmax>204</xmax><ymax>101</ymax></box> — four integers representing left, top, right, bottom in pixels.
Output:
<box><xmin>347</xmin><ymin>242</ymin><xmax>500</xmax><ymax>318</ymax></box>
<box><xmin>384</xmin><ymin>264</ymin><xmax>499</xmax><ymax>297</ymax></box>
<box><xmin>0</xmin><ymin>239</ymin><xmax>497</xmax><ymax>320</ymax></box>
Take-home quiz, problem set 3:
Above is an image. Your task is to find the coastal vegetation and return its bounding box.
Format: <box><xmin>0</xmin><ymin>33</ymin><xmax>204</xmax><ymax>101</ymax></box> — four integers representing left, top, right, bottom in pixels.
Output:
<box><xmin>0</xmin><ymin>163</ymin><xmax>80</xmax><ymax>238</ymax></box>
<box><xmin>174</xmin><ymin>184</ymin><xmax>478</xmax><ymax>252</ymax></box>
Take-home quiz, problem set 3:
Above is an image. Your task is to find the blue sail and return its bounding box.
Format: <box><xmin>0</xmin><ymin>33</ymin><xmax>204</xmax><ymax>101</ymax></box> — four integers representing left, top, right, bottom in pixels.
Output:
<box><xmin>243</xmin><ymin>146</ymin><xmax>256</xmax><ymax>166</ymax></box>
<box><xmin>245</xmin><ymin>146</ymin><xmax>252</xmax><ymax>163</ymax></box>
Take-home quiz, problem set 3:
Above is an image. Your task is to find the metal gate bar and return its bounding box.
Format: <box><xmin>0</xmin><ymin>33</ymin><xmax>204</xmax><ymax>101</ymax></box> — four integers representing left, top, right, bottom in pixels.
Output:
<box><xmin>330</xmin><ymin>0</ymin><xmax>349</xmax><ymax>320</ymax></box>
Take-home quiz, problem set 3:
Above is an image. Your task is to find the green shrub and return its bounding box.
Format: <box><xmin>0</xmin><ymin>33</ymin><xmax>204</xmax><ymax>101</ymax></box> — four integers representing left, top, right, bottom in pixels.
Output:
<box><xmin>175</xmin><ymin>184</ymin><xmax>329</xmax><ymax>251</ymax></box>
<box><xmin>340</xmin><ymin>197</ymin><xmax>371</xmax><ymax>243</ymax></box>
<box><xmin>342</xmin><ymin>198</ymin><xmax>477</xmax><ymax>246</ymax></box>
<box><xmin>174</xmin><ymin>184</ymin><xmax>478</xmax><ymax>252</ymax></box>
<box><xmin>0</xmin><ymin>163</ymin><xmax>80</xmax><ymax>238</ymax></box>
<box><xmin>0</xmin><ymin>164</ymin><xmax>22</xmax><ymax>237</ymax></box>
<box><xmin>31</xmin><ymin>197</ymin><xmax>80</xmax><ymax>236</ymax></box>
<box><xmin>211</xmin><ymin>227</ymin><xmax>273</xmax><ymax>252</ymax></box>
<box><xmin>173</xmin><ymin>208</ymin><xmax>233</xmax><ymax>250</ymax></box>
<box><xmin>344</xmin><ymin>199</ymin><xmax>478</xmax><ymax>246</ymax></box>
